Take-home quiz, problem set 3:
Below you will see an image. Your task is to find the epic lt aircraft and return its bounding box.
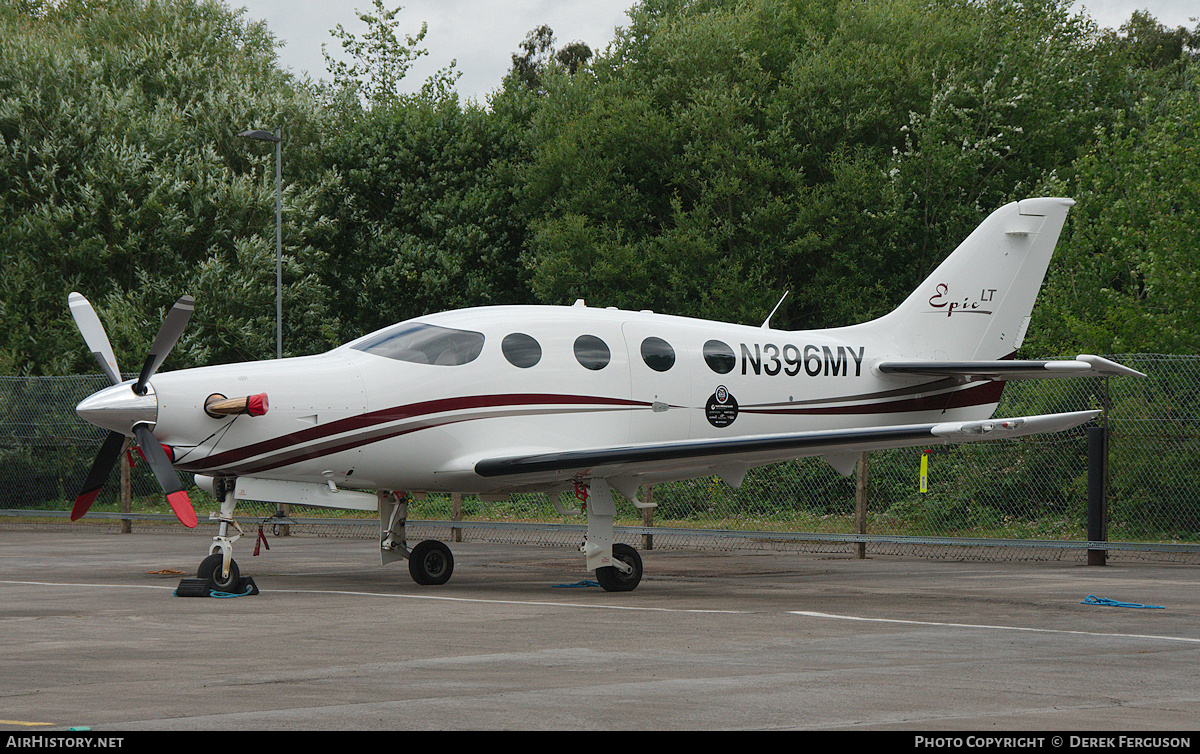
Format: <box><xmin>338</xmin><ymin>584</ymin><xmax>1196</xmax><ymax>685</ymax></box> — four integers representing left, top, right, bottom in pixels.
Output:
<box><xmin>67</xmin><ymin>197</ymin><xmax>1142</xmax><ymax>592</ymax></box>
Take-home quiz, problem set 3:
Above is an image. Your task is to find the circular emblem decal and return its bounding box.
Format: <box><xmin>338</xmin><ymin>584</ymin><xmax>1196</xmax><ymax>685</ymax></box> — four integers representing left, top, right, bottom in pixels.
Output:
<box><xmin>705</xmin><ymin>385</ymin><xmax>738</xmax><ymax>428</ymax></box>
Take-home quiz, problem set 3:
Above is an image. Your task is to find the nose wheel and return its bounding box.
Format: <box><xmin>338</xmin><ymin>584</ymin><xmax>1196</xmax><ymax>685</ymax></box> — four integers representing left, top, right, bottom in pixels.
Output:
<box><xmin>197</xmin><ymin>552</ymin><xmax>241</xmax><ymax>592</ymax></box>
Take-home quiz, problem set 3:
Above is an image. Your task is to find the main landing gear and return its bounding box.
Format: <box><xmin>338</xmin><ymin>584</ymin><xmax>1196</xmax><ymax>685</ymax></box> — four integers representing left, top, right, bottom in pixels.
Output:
<box><xmin>193</xmin><ymin>484</ymin><xmax>647</xmax><ymax>592</ymax></box>
<box><xmin>379</xmin><ymin>491</ymin><xmax>455</xmax><ymax>586</ymax></box>
<box><xmin>380</xmin><ymin>485</ymin><xmax>646</xmax><ymax>592</ymax></box>
<box><xmin>576</xmin><ymin>479</ymin><xmax>644</xmax><ymax>592</ymax></box>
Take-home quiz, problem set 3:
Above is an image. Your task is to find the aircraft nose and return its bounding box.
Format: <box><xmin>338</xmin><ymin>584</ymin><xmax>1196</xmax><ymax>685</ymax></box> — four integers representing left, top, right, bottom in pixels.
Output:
<box><xmin>76</xmin><ymin>382</ymin><xmax>158</xmax><ymax>435</ymax></box>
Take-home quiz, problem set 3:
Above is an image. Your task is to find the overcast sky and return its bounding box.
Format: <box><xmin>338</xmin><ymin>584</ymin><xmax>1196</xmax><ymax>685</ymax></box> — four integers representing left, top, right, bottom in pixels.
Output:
<box><xmin>232</xmin><ymin>0</ymin><xmax>1198</xmax><ymax>105</ymax></box>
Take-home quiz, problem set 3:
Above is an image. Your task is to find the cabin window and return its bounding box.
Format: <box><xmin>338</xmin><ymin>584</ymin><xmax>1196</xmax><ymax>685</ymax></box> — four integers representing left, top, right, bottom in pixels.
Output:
<box><xmin>351</xmin><ymin>323</ymin><xmax>484</xmax><ymax>366</ymax></box>
<box><xmin>703</xmin><ymin>339</ymin><xmax>736</xmax><ymax>374</ymax></box>
<box><xmin>502</xmin><ymin>333</ymin><xmax>542</xmax><ymax>368</ymax></box>
<box><xmin>640</xmin><ymin>337</ymin><xmax>675</xmax><ymax>372</ymax></box>
<box><xmin>574</xmin><ymin>335</ymin><xmax>610</xmax><ymax>370</ymax></box>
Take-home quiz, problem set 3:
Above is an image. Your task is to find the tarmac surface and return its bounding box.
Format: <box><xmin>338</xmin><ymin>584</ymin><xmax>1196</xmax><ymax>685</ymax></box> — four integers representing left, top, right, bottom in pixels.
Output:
<box><xmin>2</xmin><ymin>528</ymin><xmax>1199</xmax><ymax>733</ymax></box>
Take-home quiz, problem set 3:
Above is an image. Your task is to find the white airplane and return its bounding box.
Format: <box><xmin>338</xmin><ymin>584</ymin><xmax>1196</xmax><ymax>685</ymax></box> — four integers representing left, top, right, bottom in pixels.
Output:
<box><xmin>67</xmin><ymin>197</ymin><xmax>1142</xmax><ymax>592</ymax></box>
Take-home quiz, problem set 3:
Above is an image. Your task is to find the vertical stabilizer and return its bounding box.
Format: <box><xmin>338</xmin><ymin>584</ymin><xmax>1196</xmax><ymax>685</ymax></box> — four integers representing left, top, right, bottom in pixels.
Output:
<box><xmin>870</xmin><ymin>198</ymin><xmax>1074</xmax><ymax>360</ymax></box>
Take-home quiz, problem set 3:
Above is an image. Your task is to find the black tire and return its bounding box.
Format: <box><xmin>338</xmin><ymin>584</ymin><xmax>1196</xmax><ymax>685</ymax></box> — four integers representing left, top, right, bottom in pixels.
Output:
<box><xmin>409</xmin><ymin>540</ymin><xmax>454</xmax><ymax>586</ymax></box>
<box><xmin>595</xmin><ymin>543</ymin><xmax>642</xmax><ymax>592</ymax></box>
<box><xmin>197</xmin><ymin>553</ymin><xmax>241</xmax><ymax>592</ymax></box>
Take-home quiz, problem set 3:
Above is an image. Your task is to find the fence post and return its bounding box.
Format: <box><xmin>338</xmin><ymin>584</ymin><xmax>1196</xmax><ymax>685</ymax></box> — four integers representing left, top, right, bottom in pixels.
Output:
<box><xmin>451</xmin><ymin>492</ymin><xmax>462</xmax><ymax>542</ymax></box>
<box><xmin>1087</xmin><ymin>425</ymin><xmax>1108</xmax><ymax>566</ymax></box>
<box><xmin>1088</xmin><ymin>376</ymin><xmax>1113</xmax><ymax>566</ymax></box>
<box><xmin>855</xmin><ymin>451</ymin><xmax>869</xmax><ymax>559</ymax></box>
<box><xmin>641</xmin><ymin>485</ymin><xmax>654</xmax><ymax>551</ymax></box>
<box><xmin>120</xmin><ymin>437</ymin><xmax>131</xmax><ymax>534</ymax></box>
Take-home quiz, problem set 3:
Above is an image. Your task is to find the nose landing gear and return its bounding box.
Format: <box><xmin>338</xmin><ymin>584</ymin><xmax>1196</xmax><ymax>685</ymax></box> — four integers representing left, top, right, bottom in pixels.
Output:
<box><xmin>197</xmin><ymin>475</ymin><xmax>245</xmax><ymax>592</ymax></box>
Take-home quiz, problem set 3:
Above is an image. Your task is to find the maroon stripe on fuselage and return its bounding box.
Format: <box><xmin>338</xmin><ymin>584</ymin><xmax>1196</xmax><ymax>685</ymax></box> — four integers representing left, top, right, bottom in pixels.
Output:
<box><xmin>182</xmin><ymin>394</ymin><xmax>648</xmax><ymax>472</ymax></box>
<box><xmin>741</xmin><ymin>380</ymin><xmax>1005</xmax><ymax>416</ymax></box>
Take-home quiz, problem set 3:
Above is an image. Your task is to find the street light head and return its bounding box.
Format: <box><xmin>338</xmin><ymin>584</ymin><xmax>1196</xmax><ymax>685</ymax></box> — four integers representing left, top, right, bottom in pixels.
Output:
<box><xmin>238</xmin><ymin>128</ymin><xmax>281</xmax><ymax>143</ymax></box>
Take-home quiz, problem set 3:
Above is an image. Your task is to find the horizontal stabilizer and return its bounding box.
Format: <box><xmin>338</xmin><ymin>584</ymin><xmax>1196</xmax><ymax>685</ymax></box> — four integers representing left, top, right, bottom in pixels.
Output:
<box><xmin>877</xmin><ymin>355</ymin><xmax>1144</xmax><ymax>382</ymax></box>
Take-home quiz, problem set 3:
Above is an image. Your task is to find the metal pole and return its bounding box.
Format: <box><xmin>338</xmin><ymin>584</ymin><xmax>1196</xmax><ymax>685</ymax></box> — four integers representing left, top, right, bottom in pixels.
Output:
<box><xmin>120</xmin><ymin>437</ymin><xmax>131</xmax><ymax>534</ymax></box>
<box><xmin>641</xmin><ymin>485</ymin><xmax>654</xmax><ymax>551</ymax></box>
<box><xmin>1087</xmin><ymin>425</ymin><xmax>1107</xmax><ymax>566</ymax></box>
<box><xmin>274</xmin><ymin>127</ymin><xmax>282</xmax><ymax>361</ymax></box>
<box><xmin>855</xmin><ymin>451</ymin><xmax>869</xmax><ymax>559</ymax></box>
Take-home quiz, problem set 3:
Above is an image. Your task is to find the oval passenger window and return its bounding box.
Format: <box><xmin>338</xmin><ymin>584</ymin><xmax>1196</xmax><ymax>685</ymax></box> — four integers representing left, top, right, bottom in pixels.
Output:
<box><xmin>574</xmin><ymin>334</ymin><xmax>610</xmax><ymax>370</ymax></box>
<box><xmin>640</xmin><ymin>337</ymin><xmax>675</xmax><ymax>372</ymax></box>
<box><xmin>703</xmin><ymin>340</ymin><xmax>736</xmax><ymax>374</ymax></box>
<box><xmin>502</xmin><ymin>333</ymin><xmax>542</xmax><ymax>368</ymax></box>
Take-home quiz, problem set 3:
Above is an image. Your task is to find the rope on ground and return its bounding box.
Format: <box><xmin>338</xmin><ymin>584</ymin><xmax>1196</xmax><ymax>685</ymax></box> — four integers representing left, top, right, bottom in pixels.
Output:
<box><xmin>1081</xmin><ymin>595</ymin><xmax>1165</xmax><ymax>609</ymax></box>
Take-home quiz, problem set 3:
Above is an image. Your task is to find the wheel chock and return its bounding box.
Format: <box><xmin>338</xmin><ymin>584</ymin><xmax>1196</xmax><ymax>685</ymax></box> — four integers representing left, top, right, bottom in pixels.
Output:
<box><xmin>175</xmin><ymin>578</ymin><xmax>211</xmax><ymax>597</ymax></box>
<box><xmin>174</xmin><ymin>575</ymin><xmax>260</xmax><ymax>597</ymax></box>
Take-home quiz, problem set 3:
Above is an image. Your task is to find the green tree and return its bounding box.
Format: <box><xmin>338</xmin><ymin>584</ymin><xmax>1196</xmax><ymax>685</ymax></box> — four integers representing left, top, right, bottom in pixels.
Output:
<box><xmin>322</xmin><ymin>0</ymin><xmax>460</xmax><ymax>109</ymax></box>
<box><xmin>507</xmin><ymin>24</ymin><xmax>594</xmax><ymax>92</ymax></box>
<box><xmin>0</xmin><ymin>0</ymin><xmax>340</xmax><ymax>375</ymax></box>
<box><xmin>512</xmin><ymin>0</ymin><xmax>1134</xmax><ymax>330</ymax></box>
<box><xmin>1027</xmin><ymin>65</ymin><xmax>1200</xmax><ymax>355</ymax></box>
<box><xmin>320</xmin><ymin>94</ymin><xmax>532</xmax><ymax>336</ymax></box>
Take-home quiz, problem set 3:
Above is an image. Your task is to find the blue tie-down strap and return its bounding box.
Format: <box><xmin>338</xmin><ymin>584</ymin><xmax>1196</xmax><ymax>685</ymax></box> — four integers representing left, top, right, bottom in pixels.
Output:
<box><xmin>175</xmin><ymin>576</ymin><xmax>259</xmax><ymax>597</ymax></box>
<box><xmin>210</xmin><ymin>580</ymin><xmax>258</xmax><ymax>598</ymax></box>
<box><xmin>1081</xmin><ymin>595</ymin><xmax>1165</xmax><ymax>609</ymax></box>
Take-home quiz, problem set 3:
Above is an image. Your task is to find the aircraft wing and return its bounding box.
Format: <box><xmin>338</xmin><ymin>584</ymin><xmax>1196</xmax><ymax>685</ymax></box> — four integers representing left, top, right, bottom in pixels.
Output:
<box><xmin>876</xmin><ymin>354</ymin><xmax>1144</xmax><ymax>381</ymax></box>
<box><xmin>473</xmin><ymin>409</ymin><xmax>1099</xmax><ymax>486</ymax></box>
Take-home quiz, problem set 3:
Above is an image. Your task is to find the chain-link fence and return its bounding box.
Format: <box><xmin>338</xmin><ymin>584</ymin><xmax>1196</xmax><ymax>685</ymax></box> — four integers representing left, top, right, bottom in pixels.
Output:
<box><xmin>2</xmin><ymin>355</ymin><xmax>1197</xmax><ymax>561</ymax></box>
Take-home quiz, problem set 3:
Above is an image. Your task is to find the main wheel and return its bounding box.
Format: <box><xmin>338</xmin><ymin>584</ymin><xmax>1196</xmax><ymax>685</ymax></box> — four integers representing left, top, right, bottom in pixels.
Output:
<box><xmin>409</xmin><ymin>539</ymin><xmax>454</xmax><ymax>585</ymax></box>
<box><xmin>197</xmin><ymin>552</ymin><xmax>241</xmax><ymax>592</ymax></box>
<box><xmin>595</xmin><ymin>543</ymin><xmax>642</xmax><ymax>592</ymax></box>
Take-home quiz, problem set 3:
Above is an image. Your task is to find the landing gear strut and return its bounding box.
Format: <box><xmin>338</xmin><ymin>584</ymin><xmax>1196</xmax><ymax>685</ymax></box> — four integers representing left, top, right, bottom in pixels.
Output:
<box><xmin>380</xmin><ymin>491</ymin><xmax>456</xmax><ymax>586</ymax></box>
<box><xmin>580</xmin><ymin>479</ymin><xmax>645</xmax><ymax>592</ymax></box>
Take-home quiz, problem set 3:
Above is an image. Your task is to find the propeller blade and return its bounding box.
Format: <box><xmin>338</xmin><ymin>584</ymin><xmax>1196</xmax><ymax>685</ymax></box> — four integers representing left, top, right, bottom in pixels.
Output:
<box><xmin>68</xmin><ymin>292</ymin><xmax>121</xmax><ymax>385</ymax></box>
<box><xmin>132</xmin><ymin>423</ymin><xmax>198</xmax><ymax>528</ymax></box>
<box><xmin>71</xmin><ymin>431</ymin><xmax>126</xmax><ymax>521</ymax></box>
<box><xmin>134</xmin><ymin>295</ymin><xmax>194</xmax><ymax>395</ymax></box>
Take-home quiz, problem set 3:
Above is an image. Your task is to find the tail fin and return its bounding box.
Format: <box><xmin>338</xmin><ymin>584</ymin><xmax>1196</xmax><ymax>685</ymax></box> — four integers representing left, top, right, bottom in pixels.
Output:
<box><xmin>871</xmin><ymin>198</ymin><xmax>1074</xmax><ymax>360</ymax></box>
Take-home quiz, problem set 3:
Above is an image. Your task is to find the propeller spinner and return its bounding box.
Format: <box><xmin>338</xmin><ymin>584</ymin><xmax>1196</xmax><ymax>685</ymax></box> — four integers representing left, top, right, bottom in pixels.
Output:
<box><xmin>68</xmin><ymin>293</ymin><xmax>198</xmax><ymax>528</ymax></box>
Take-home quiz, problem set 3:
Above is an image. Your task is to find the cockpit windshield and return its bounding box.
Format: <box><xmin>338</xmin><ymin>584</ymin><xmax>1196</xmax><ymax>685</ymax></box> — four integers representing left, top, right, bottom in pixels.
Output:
<box><xmin>350</xmin><ymin>322</ymin><xmax>484</xmax><ymax>365</ymax></box>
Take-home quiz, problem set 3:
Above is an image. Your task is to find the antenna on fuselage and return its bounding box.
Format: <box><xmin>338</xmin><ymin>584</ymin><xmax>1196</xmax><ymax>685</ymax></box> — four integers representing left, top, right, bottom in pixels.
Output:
<box><xmin>760</xmin><ymin>291</ymin><xmax>789</xmax><ymax>329</ymax></box>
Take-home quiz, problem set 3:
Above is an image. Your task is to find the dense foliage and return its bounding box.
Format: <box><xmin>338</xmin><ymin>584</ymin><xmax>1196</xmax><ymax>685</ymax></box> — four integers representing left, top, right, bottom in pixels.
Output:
<box><xmin>0</xmin><ymin>0</ymin><xmax>340</xmax><ymax>373</ymax></box>
<box><xmin>1</xmin><ymin>0</ymin><xmax>1197</xmax><ymax>377</ymax></box>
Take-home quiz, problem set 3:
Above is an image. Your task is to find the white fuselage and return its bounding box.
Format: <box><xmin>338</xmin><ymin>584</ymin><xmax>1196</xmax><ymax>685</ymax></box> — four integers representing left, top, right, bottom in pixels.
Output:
<box><xmin>145</xmin><ymin>304</ymin><xmax>999</xmax><ymax>495</ymax></box>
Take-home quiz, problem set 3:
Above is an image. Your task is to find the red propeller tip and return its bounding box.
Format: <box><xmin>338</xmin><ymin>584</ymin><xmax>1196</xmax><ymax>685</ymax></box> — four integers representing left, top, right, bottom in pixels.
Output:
<box><xmin>167</xmin><ymin>491</ymin><xmax>198</xmax><ymax>528</ymax></box>
<box><xmin>71</xmin><ymin>490</ymin><xmax>101</xmax><ymax>521</ymax></box>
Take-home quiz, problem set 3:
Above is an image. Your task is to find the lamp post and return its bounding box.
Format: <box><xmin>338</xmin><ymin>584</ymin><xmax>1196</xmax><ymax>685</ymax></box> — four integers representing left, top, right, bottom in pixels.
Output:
<box><xmin>238</xmin><ymin>127</ymin><xmax>283</xmax><ymax>360</ymax></box>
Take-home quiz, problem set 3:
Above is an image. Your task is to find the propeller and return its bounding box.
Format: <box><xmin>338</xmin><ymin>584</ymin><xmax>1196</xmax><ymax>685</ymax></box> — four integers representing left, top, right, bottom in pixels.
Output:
<box><xmin>133</xmin><ymin>423</ymin><xmax>198</xmax><ymax>528</ymax></box>
<box><xmin>68</xmin><ymin>292</ymin><xmax>198</xmax><ymax>528</ymax></box>
<box><xmin>135</xmin><ymin>295</ymin><xmax>194</xmax><ymax>395</ymax></box>
<box><xmin>68</xmin><ymin>292</ymin><xmax>121</xmax><ymax>386</ymax></box>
